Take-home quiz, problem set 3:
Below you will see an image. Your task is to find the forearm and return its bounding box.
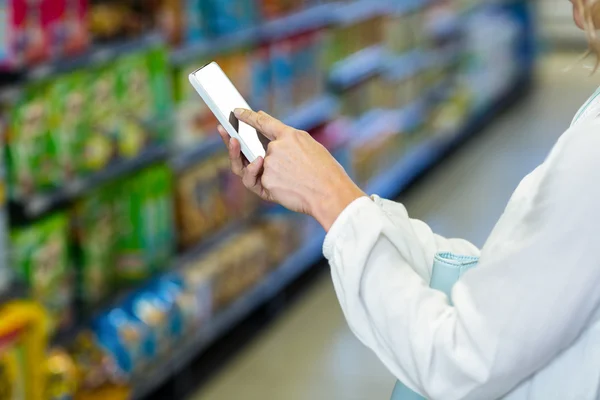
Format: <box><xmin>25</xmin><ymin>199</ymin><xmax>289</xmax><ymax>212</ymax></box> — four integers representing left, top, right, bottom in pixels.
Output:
<box><xmin>309</xmin><ymin>175</ymin><xmax>366</xmax><ymax>232</ymax></box>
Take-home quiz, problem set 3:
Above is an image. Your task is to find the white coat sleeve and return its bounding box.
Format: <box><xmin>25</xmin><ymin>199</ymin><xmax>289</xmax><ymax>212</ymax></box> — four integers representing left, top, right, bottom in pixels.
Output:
<box><xmin>324</xmin><ymin>122</ymin><xmax>600</xmax><ymax>400</ymax></box>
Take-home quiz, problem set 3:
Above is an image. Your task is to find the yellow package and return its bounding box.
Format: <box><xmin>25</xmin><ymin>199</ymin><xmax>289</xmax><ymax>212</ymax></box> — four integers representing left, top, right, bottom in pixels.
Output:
<box><xmin>0</xmin><ymin>301</ymin><xmax>48</xmax><ymax>400</ymax></box>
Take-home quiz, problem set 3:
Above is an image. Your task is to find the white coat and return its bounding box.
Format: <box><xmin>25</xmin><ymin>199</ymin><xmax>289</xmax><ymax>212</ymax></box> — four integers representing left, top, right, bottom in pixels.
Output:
<box><xmin>323</xmin><ymin>88</ymin><xmax>600</xmax><ymax>399</ymax></box>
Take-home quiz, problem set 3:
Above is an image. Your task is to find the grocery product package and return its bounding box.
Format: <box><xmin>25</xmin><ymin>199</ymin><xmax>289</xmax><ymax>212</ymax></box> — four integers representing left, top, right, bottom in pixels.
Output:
<box><xmin>5</xmin><ymin>84</ymin><xmax>55</xmax><ymax>199</ymax></box>
<box><xmin>114</xmin><ymin>164</ymin><xmax>175</xmax><ymax>285</ymax></box>
<box><xmin>10</xmin><ymin>213</ymin><xmax>73</xmax><ymax>332</ymax></box>
<box><xmin>73</xmin><ymin>185</ymin><xmax>117</xmax><ymax>308</ymax></box>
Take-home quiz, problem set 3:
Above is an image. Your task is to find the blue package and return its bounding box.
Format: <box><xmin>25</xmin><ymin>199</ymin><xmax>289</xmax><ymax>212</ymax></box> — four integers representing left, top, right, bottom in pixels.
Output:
<box><xmin>93</xmin><ymin>308</ymin><xmax>154</xmax><ymax>377</ymax></box>
<box><xmin>185</xmin><ymin>0</ymin><xmax>206</xmax><ymax>42</ymax></box>
<box><xmin>154</xmin><ymin>277</ymin><xmax>185</xmax><ymax>338</ymax></box>
<box><xmin>126</xmin><ymin>289</ymin><xmax>172</xmax><ymax>356</ymax></box>
<box><xmin>250</xmin><ymin>46</ymin><xmax>272</xmax><ymax>112</ymax></box>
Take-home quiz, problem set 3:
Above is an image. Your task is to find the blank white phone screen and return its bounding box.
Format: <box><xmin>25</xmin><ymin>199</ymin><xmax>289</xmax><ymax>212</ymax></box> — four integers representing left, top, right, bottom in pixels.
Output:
<box><xmin>193</xmin><ymin>62</ymin><xmax>265</xmax><ymax>159</ymax></box>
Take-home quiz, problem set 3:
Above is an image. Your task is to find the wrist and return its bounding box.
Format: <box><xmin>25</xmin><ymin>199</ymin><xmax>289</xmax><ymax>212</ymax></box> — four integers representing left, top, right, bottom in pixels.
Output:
<box><xmin>310</xmin><ymin>180</ymin><xmax>366</xmax><ymax>232</ymax></box>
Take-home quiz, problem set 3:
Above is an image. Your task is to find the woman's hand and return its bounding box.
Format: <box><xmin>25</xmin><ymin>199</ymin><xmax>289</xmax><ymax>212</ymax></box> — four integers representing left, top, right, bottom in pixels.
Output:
<box><xmin>217</xmin><ymin>109</ymin><xmax>365</xmax><ymax>232</ymax></box>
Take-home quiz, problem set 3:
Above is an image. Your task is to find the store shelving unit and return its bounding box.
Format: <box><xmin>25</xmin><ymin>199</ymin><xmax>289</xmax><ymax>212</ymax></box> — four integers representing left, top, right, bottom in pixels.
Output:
<box><xmin>170</xmin><ymin>3</ymin><xmax>336</xmax><ymax>65</ymax></box>
<box><xmin>9</xmin><ymin>145</ymin><xmax>169</xmax><ymax>221</ymax></box>
<box><xmin>329</xmin><ymin>45</ymin><xmax>388</xmax><ymax>90</ymax></box>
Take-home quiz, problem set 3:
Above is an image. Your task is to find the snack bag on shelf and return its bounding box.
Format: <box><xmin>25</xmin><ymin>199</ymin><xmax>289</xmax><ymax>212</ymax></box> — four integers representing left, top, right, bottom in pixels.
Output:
<box><xmin>113</xmin><ymin>175</ymin><xmax>151</xmax><ymax>285</ymax></box>
<box><xmin>0</xmin><ymin>1</ymin><xmax>22</xmax><ymax>69</ymax></box>
<box><xmin>68</xmin><ymin>331</ymin><xmax>127</xmax><ymax>395</ymax></box>
<box><xmin>176</xmin><ymin>263</ymin><xmax>213</xmax><ymax>330</ymax></box>
<box><xmin>88</xmin><ymin>0</ymin><xmax>155</xmax><ymax>42</ymax></box>
<box><xmin>84</xmin><ymin>65</ymin><xmax>118</xmax><ymax>171</ymax></box>
<box><xmin>58</xmin><ymin>0</ymin><xmax>89</xmax><ymax>56</ymax></box>
<box><xmin>145</xmin><ymin>164</ymin><xmax>175</xmax><ymax>272</ymax></box>
<box><xmin>41</xmin><ymin>0</ymin><xmax>87</xmax><ymax>59</ymax></box>
<box><xmin>92</xmin><ymin>308</ymin><xmax>154</xmax><ymax>379</ymax></box>
<box><xmin>47</xmin><ymin>71</ymin><xmax>88</xmax><ymax>182</ymax></box>
<box><xmin>157</xmin><ymin>0</ymin><xmax>206</xmax><ymax>46</ymax></box>
<box><xmin>114</xmin><ymin>165</ymin><xmax>174</xmax><ymax>285</ymax></box>
<box><xmin>384</xmin><ymin>10</ymin><xmax>416</xmax><ymax>55</ymax></box>
<box><xmin>126</xmin><ymin>280</ymin><xmax>184</xmax><ymax>357</ymax></box>
<box><xmin>215</xmin><ymin>154</ymin><xmax>259</xmax><ymax>220</ymax></box>
<box><xmin>145</xmin><ymin>47</ymin><xmax>173</xmax><ymax>144</ymax></box>
<box><xmin>249</xmin><ymin>45</ymin><xmax>271</xmax><ymax>113</ymax></box>
<box><xmin>45</xmin><ymin>348</ymin><xmax>78</xmax><ymax>400</ymax></box>
<box><xmin>73</xmin><ymin>186</ymin><xmax>116</xmax><ymax>308</ymax></box>
<box><xmin>114</xmin><ymin>53</ymin><xmax>153</xmax><ymax>159</ymax></box>
<box><xmin>174</xmin><ymin>156</ymin><xmax>228</xmax><ymax>250</ymax></box>
<box><xmin>0</xmin><ymin>301</ymin><xmax>48</xmax><ymax>400</ymax></box>
<box><xmin>302</xmin><ymin>31</ymin><xmax>326</xmax><ymax>104</ymax></box>
<box><xmin>18</xmin><ymin>0</ymin><xmax>50</xmax><ymax>66</ymax></box>
<box><xmin>6</xmin><ymin>84</ymin><xmax>55</xmax><ymax>199</ymax></box>
<box><xmin>154</xmin><ymin>277</ymin><xmax>187</xmax><ymax>337</ymax></box>
<box><xmin>203</xmin><ymin>0</ymin><xmax>256</xmax><ymax>37</ymax></box>
<box><xmin>10</xmin><ymin>213</ymin><xmax>73</xmax><ymax>332</ymax></box>
<box><xmin>228</xmin><ymin>48</ymin><xmax>253</xmax><ymax>100</ymax></box>
<box><xmin>125</xmin><ymin>290</ymin><xmax>171</xmax><ymax>357</ymax></box>
<box><xmin>258</xmin><ymin>215</ymin><xmax>300</xmax><ymax>266</ymax></box>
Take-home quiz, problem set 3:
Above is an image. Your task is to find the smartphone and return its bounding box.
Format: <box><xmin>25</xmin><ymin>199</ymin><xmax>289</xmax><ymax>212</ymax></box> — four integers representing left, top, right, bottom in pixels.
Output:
<box><xmin>189</xmin><ymin>62</ymin><xmax>267</xmax><ymax>162</ymax></box>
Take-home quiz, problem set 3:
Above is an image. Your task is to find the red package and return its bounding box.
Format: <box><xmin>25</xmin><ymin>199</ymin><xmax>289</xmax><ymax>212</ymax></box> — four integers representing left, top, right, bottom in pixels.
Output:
<box><xmin>9</xmin><ymin>0</ymin><xmax>49</xmax><ymax>67</ymax></box>
<box><xmin>55</xmin><ymin>0</ymin><xmax>89</xmax><ymax>56</ymax></box>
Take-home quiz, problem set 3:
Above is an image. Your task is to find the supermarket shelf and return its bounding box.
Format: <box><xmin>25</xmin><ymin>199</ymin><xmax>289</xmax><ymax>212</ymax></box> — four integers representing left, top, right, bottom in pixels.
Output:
<box><xmin>9</xmin><ymin>145</ymin><xmax>169</xmax><ymax>221</ymax></box>
<box><xmin>16</xmin><ymin>33</ymin><xmax>164</xmax><ymax>86</ymax></box>
<box><xmin>170</xmin><ymin>27</ymin><xmax>260</xmax><ymax>66</ymax></box>
<box><xmin>131</xmin><ymin>223</ymin><xmax>325</xmax><ymax>400</ymax></box>
<box><xmin>383</xmin><ymin>49</ymin><xmax>425</xmax><ymax>81</ymax></box>
<box><xmin>368</xmin><ymin>72</ymin><xmax>533</xmax><ymax>199</ymax></box>
<box><xmin>366</xmin><ymin>137</ymin><xmax>440</xmax><ymax>197</ymax></box>
<box><xmin>282</xmin><ymin>95</ymin><xmax>339</xmax><ymax>131</ymax></box>
<box><xmin>332</xmin><ymin>0</ymin><xmax>391</xmax><ymax>25</ymax></box>
<box><xmin>171</xmin><ymin>4</ymin><xmax>335</xmax><ymax>65</ymax></box>
<box><xmin>260</xmin><ymin>3</ymin><xmax>337</xmax><ymax>41</ymax></box>
<box><xmin>329</xmin><ymin>45</ymin><xmax>387</xmax><ymax>90</ymax></box>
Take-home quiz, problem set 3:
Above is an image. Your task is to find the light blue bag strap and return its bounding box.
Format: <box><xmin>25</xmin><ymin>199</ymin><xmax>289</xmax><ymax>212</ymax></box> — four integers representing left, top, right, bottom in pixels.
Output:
<box><xmin>391</xmin><ymin>252</ymin><xmax>480</xmax><ymax>400</ymax></box>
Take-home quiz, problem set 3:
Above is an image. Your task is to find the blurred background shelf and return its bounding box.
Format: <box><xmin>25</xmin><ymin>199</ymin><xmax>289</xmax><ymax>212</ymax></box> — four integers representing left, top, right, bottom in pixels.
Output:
<box><xmin>329</xmin><ymin>45</ymin><xmax>387</xmax><ymax>90</ymax></box>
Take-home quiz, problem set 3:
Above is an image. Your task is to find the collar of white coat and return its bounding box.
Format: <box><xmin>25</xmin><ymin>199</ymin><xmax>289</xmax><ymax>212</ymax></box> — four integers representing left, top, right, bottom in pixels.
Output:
<box><xmin>572</xmin><ymin>86</ymin><xmax>600</xmax><ymax>127</ymax></box>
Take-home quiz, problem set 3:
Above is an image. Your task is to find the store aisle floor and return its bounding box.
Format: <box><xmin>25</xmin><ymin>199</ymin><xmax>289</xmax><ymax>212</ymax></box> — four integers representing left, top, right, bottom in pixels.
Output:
<box><xmin>190</xmin><ymin>52</ymin><xmax>600</xmax><ymax>400</ymax></box>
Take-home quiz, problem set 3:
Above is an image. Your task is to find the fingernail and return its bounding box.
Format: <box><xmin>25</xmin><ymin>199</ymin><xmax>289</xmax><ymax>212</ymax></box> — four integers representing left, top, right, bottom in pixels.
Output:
<box><xmin>234</xmin><ymin>108</ymin><xmax>244</xmax><ymax>117</ymax></box>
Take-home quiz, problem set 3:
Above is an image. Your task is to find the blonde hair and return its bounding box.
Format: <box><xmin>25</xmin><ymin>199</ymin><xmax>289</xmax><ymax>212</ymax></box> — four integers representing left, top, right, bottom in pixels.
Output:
<box><xmin>576</xmin><ymin>0</ymin><xmax>600</xmax><ymax>70</ymax></box>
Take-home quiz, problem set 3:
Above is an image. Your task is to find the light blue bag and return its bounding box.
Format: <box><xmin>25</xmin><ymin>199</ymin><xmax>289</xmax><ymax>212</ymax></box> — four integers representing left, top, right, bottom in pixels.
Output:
<box><xmin>390</xmin><ymin>252</ymin><xmax>479</xmax><ymax>400</ymax></box>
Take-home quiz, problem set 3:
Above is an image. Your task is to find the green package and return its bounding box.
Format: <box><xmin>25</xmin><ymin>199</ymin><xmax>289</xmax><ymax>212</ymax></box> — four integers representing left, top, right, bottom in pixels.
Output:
<box><xmin>47</xmin><ymin>72</ymin><xmax>89</xmax><ymax>181</ymax></box>
<box><xmin>73</xmin><ymin>185</ymin><xmax>116</xmax><ymax>308</ymax></box>
<box><xmin>114</xmin><ymin>164</ymin><xmax>175</xmax><ymax>285</ymax></box>
<box><xmin>10</xmin><ymin>213</ymin><xmax>73</xmax><ymax>332</ymax></box>
<box><xmin>6</xmin><ymin>85</ymin><xmax>55</xmax><ymax>199</ymax></box>
<box><xmin>147</xmin><ymin>164</ymin><xmax>175</xmax><ymax>271</ymax></box>
<box><xmin>146</xmin><ymin>47</ymin><xmax>173</xmax><ymax>144</ymax></box>
<box><xmin>115</xmin><ymin>53</ymin><xmax>153</xmax><ymax>158</ymax></box>
<box><xmin>85</xmin><ymin>65</ymin><xmax>118</xmax><ymax>171</ymax></box>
